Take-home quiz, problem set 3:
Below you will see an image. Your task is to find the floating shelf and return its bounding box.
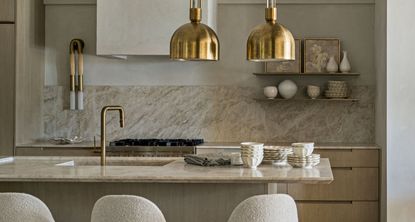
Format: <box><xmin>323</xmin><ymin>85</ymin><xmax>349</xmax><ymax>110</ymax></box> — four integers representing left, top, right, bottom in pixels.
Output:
<box><xmin>253</xmin><ymin>72</ymin><xmax>360</xmax><ymax>77</ymax></box>
<box><xmin>254</xmin><ymin>98</ymin><xmax>359</xmax><ymax>102</ymax></box>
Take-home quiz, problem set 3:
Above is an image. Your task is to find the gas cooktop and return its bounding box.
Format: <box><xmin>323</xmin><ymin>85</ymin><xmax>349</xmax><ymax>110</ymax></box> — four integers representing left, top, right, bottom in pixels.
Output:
<box><xmin>105</xmin><ymin>139</ymin><xmax>203</xmax><ymax>157</ymax></box>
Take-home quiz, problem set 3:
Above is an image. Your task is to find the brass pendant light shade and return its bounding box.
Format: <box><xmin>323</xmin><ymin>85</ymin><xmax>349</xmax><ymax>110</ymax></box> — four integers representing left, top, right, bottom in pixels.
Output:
<box><xmin>247</xmin><ymin>1</ymin><xmax>295</xmax><ymax>62</ymax></box>
<box><xmin>170</xmin><ymin>0</ymin><xmax>219</xmax><ymax>61</ymax></box>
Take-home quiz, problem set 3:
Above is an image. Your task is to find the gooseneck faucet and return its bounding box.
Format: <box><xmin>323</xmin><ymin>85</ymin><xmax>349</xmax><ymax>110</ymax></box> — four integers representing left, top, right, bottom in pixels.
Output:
<box><xmin>100</xmin><ymin>106</ymin><xmax>125</xmax><ymax>166</ymax></box>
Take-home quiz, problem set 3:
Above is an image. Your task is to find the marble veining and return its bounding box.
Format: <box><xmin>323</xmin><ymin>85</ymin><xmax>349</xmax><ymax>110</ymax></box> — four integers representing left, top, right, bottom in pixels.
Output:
<box><xmin>42</xmin><ymin>85</ymin><xmax>375</xmax><ymax>143</ymax></box>
<box><xmin>0</xmin><ymin>156</ymin><xmax>333</xmax><ymax>184</ymax></box>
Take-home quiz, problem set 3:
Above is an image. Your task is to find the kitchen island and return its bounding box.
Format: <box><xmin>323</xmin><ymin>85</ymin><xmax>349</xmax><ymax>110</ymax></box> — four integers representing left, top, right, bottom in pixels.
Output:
<box><xmin>0</xmin><ymin>156</ymin><xmax>333</xmax><ymax>222</ymax></box>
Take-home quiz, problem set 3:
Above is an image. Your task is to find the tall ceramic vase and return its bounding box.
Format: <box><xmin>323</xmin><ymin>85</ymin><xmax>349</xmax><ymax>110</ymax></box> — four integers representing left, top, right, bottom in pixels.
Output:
<box><xmin>340</xmin><ymin>51</ymin><xmax>351</xmax><ymax>73</ymax></box>
<box><xmin>326</xmin><ymin>56</ymin><xmax>338</xmax><ymax>73</ymax></box>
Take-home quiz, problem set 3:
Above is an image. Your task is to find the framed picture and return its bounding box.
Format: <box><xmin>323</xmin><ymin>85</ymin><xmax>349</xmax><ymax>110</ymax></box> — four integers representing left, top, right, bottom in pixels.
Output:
<box><xmin>264</xmin><ymin>39</ymin><xmax>301</xmax><ymax>73</ymax></box>
<box><xmin>304</xmin><ymin>38</ymin><xmax>341</xmax><ymax>73</ymax></box>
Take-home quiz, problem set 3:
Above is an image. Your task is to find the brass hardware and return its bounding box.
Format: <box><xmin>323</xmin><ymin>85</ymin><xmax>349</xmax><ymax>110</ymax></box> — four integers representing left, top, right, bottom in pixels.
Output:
<box><xmin>247</xmin><ymin>1</ymin><xmax>295</xmax><ymax>62</ymax></box>
<box><xmin>265</xmin><ymin>8</ymin><xmax>277</xmax><ymax>22</ymax></box>
<box><xmin>189</xmin><ymin>8</ymin><xmax>201</xmax><ymax>23</ymax></box>
<box><xmin>170</xmin><ymin>0</ymin><xmax>219</xmax><ymax>61</ymax></box>
<box><xmin>100</xmin><ymin>106</ymin><xmax>125</xmax><ymax>166</ymax></box>
<box><xmin>69</xmin><ymin>39</ymin><xmax>85</xmax><ymax>91</ymax></box>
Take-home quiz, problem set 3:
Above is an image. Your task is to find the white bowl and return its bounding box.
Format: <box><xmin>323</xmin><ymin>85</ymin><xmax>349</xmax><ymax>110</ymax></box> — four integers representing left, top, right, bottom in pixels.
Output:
<box><xmin>241</xmin><ymin>142</ymin><xmax>264</xmax><ymax>150</ymax></box>
<box><xmin>291</xmin><ymin>143</ymin><xmax>314</xmax><ymax>156</ymax></box>
<box><xmin>264</xmin><ymin>86</ymin><xmax>278</xmax><ymax>99</ymax></box>
<box><xmin>242</xmin><ymin>156</ymin><xmax>263</xmax><ymax>169</ymax></box>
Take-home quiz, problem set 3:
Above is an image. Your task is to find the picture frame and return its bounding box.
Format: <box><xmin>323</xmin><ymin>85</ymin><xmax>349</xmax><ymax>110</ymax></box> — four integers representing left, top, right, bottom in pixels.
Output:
<box><xmin>264</xmin><ymin>39</ymin><xmax>301</xmax><ymax>74</ymax></box>
<box><xmin>303</xmin><ymin>38</ymin><xmax>341</xmax><ymax>73</ymax></box>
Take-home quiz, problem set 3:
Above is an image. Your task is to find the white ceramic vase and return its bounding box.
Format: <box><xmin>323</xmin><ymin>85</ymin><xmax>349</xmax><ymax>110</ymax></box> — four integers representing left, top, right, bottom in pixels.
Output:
<box><xmin>278</xmin><ymin>80</ymin><xmax>298</xmax><ymax>99</ymax></box>
<box><xmin>340</xmin><ymin>51</ymin><xmax>351</xmax><ymax>73</ymax></box>
<box><xmin>263</xmin><ymin>86</ymin><xmax>278</xmax><ymax>99</ymax></box>
<box><xmin>326</xmin><ymin>56</ymin><xmax>338</xmax><ymax>73</ymax></box>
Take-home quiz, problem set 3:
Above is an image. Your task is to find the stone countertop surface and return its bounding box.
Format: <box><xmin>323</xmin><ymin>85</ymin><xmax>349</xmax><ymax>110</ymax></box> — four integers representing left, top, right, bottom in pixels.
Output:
<box><xmin>16</xmin><ymin>141</ymin><xmax>380</xmax><ymax>150</ymax></box>
<box><xmin>0</xmin><ymin>156</ymin><xmax>333</xmax><ymax>184</ymax></box>
<box><xmin>196</xmin><ymin>142</ymin><xmax>380</xmax><ymax>149</ymax></box>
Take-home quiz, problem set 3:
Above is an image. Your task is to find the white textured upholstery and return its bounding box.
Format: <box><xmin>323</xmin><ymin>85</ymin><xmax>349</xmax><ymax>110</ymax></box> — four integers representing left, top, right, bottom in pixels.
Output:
<box><xmin>228</xmin><ymin>194</ymin><xmax>298</xmax><ymax>222</ymax></box>
<box><xmin>0</xmin><ymin>192</ymin><xmax>55</xmax><ymax>222</ymax></box>
<box><xmin>91</xmin><ymin>195</ymin><xmax>166</xmax><ymax>222</ymax></box>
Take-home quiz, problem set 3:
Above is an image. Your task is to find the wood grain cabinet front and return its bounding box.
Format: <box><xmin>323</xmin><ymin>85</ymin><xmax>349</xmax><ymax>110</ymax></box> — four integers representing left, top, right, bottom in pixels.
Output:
<box><xmin>296</xmin><ymin>201</ymin><xmax>379</xmax><ymax>222</ymax></box>
<box><xmin>15</xmin><ymin>147</ymin><xmax>98</xmax><ymax>156</ymax></box>
<box><xmin>316</xmin><ymin>149</ymin><xmax>379</xmax><ymax>167</ymax></box>
<box><xmin>0</xmin><ymin>24</ymin><xmax>15</xmax><ymax>156</ymax></box>
<box><xmin>288</xmin><ymin>167</ymin><xmax>379</xmax><ymax>201</ymax></box>
<box><xmin>0</xmin><ymin>0</ymin><xmax>14</xmax><ymax>22</ymax></box>
<box><xmin>291</xmin><ymin>148</ymin><xmax>380</xmax><ymax>222</ymax></box>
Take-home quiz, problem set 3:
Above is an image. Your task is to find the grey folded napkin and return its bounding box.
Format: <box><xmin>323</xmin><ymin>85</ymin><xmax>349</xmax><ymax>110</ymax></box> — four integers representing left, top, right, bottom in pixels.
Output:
<box><xmin>184</xmin><ymin>154</ymin><xmax>231</xmax><ymax>166</ymax></box>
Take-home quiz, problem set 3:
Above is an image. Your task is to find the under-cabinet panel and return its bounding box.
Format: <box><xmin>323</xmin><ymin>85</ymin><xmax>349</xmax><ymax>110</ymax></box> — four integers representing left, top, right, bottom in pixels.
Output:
<box><xmin>288</xmin><ymin>168</ymin><xmax>378</xmax><ymax>201</ymax></box>
<box><xmin>296</xmin><ymin>201</ymin><xmax>378</xmax><ymax>222</ymax></box>
<box><xmin>315</xmin><ymin>149</ymin><xmax>379</xmax><ymax>167</ymax></box>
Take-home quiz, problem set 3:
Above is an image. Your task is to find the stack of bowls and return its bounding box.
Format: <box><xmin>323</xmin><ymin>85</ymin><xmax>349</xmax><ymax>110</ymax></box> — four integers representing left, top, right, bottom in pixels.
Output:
<box><xmin>325</xmin><ymin>81</ymin><xmax>348</xmax><ymax>98</ymax></box>
<box><xmin>287</xmin><ymin>154</ymin><xmax>321</xmax><ymax>168</ymax></box>
<box><xmin>240</xmin><ymin>142</ymin><xmax>264</xmax><ymax>169</ymax></box>
<box><xmin>288</xmin><ymin>142</ymin><xmax>321</xmax><ymax>168</ymax></box>
<box><xmin>263</xmin><ymin>146</ymin><xmax>293</xmax><ymax>165</ymax></box>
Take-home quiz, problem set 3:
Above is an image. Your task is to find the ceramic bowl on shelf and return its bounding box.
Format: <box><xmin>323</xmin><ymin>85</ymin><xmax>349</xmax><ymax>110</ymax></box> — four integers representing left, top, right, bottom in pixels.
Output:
<box><xmin>307</xmin><ymin>85</ymin><xmax>321</xmax><ymax>99</ymax></box>
<box><xmin>264</xmin><ymin>86</ymin><xmax>278</xmax><ymax>99</ymax></box>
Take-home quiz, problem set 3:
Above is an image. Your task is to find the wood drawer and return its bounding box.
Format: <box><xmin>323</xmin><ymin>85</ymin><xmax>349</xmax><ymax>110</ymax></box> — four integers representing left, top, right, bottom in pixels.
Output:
<box><xmin>315</xmin><ymin>149</ymin><xmax>379</xmax><ymax>167</ymax></box>
<box><xmin>288</xmin><ymin>168</ymin><xmax>378</xmax><ymax>201</ymax></box>
<box><xmin>296</xmin><ymin>201</ymin><xmax>378</xmax><ymax>222</ymax></box>
<box><xmin>15</xmin><ymin>148</ymin><xmax>98</xmax><ymax>156</ymax></box>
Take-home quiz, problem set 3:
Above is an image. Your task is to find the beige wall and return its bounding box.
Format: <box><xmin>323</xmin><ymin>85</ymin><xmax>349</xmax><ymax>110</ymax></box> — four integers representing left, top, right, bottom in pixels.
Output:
<box><xmin>387</xmin><ymin>0</ymin><xmax>415</xmax><ymax>221</ymax></box>
<box><xmin>44</xmin><ymin>2</ymin><xmax>375</xmax><ymax>87</ymax></box>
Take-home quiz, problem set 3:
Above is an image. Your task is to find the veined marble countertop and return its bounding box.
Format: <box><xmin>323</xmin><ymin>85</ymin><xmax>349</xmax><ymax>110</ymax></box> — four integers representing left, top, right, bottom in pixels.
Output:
<box><xmin>16</xmin><ymin>141</ymin><xmax>380</xmax><ymax>150</ymax></box>
<box><xmin>0</xmin><ymin>156</ymin><xmax>333</xmax><ymax>184</ymax></box>
<box><xmin>196</xmin><ymin>142</ymin><xmax>380</xmax><ymax>150</ymax></box>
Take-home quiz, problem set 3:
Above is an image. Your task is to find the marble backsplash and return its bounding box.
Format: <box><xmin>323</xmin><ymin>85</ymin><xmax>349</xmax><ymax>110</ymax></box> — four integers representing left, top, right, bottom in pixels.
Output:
<box><xmin>43</xmin><ymin>85</ymin><xmax>375</xmax><ymax>143</ymax></box>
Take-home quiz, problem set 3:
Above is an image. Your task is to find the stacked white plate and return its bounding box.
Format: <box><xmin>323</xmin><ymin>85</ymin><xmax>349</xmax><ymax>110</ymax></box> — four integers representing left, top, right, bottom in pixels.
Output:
<box><xmin>287</xmin><ymin>154</ymin><xmax>320</xmax><ymax>168</ymax></box>
<box><xmin>325</xmin><ymin>81</ymin><xmax>348</xmax><ymax>98</ymax></box>
<box><xmin>263</xmin><ymin>146</ymin><xmax>293</xmax><ymax>164</ymax></box>
<box><xmin>240</xmin><ymin>142</ymin><xmax>264</xmax><ymax>169</ymax></box>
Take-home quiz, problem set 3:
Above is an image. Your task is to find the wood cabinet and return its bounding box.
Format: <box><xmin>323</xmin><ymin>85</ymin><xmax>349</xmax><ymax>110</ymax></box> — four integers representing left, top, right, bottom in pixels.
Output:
<box><xmin>297</xmin><ymin>201</ymin><xmax>378</xmax><ymax>222</ymax></box>
<box><xmin>0</xmin><ymin>0</ymin><xmax>14</xmax><ymax>22</ymax></box>
<box><xmin>16</xmin><ymin>147</ymin><xmax>98</xmax><ymax>156</ymax></box>
<box><xmin>293</xmin><ymin>149</ymin><xmax>380</xmax><ymax>222</ymax></box>
<box><xmin>289</xmin><ymin>168</ymin><xmax>378</xmax><ymax>201</ymax></box>
<box><xmin>96</xmin><ymin>0</ymin><xmax>217</xmax><ymax>55</ymax></box>
<box><xmin>316</xmin><ymin>149</ymin><xmax>378</xmax><ymax>167</ymax></box>
<box><xmin>0</xmin><ymin>24</ymin><xmax>15</xmax><ymax>156</ymax></box>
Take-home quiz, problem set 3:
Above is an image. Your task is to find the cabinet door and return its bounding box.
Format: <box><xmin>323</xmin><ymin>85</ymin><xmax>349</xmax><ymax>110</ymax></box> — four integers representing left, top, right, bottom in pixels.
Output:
<box><xmin>0</xmin><ymin>0</ymin><xmax>14</xmax><ymax>22</ymax></box>
<box><xmin>315</xmin><ymin>149</ymin><xmax>379</xmax><ymax>167</ymax></box>
<box><xmin>0</xmin><ymin>24</ymin><xmax>15</xmax><ymax>156</ymax></box>
<box><xmin>288</xmin><ymin>168</ymin><xmax>378</xmax><ymax>201</ymax></box>
<box><xmin>296</xmin><ymin>201</ymin><xmax>378</xmax><ymax>222</ymax></box>
<box><xmin>15</xmin><ymin>147</ymin><xmax>98</xmax><ymax>156</ymax></box>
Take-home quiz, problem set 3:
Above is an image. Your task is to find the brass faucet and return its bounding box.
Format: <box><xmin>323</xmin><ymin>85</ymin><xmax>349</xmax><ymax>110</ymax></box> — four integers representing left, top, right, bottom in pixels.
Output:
<box><xmin>100</xmin><ymin>106</ymin><xmax>125</xmax><ymax>166</ymax></box>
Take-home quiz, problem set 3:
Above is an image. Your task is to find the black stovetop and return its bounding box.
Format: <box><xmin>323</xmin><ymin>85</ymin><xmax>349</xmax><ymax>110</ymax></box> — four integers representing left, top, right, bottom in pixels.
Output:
<box><xmin>109</xmin><ymin>139</ymin><xmax>204</xmax><ymax>147</ymax></box>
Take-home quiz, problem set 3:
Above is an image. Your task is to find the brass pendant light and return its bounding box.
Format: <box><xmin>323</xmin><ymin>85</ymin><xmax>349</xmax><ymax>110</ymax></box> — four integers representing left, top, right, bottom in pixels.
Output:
<box><xmin>170</xmin><ymin>0</ymin><xmax>220</xmax><ymax>61</ymax></box>
<box><xmin>247</xmin><ymin>0</ymin><xmax>295</xmax><ymax>62</ymax></box>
